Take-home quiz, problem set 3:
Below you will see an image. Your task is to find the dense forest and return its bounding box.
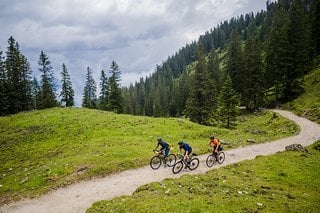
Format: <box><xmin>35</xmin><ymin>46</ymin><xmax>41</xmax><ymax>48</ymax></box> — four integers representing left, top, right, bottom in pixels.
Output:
<box><xmin>122</xmin><ymin>0</ymin><xmax>320</xmax><ymax>126</ymax></box>
<box><xmin>0</xmin><ymin>0</ymin><xmax>319</xmax><ymax>127</ymax></box>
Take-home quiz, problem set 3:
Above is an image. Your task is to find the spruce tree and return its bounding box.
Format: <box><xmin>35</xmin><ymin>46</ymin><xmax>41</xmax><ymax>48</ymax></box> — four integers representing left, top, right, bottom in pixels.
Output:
<box><xmin>265</xmin><ymin>6</ymin><xmax>290</xmax><ymax>106</ymax></box>
<box><xmin>285</xmin><ymin>0</ymin><xmax>312</xmax><ymax>100</ymax></box>
<box><xmin>225</xmin><ymin>31</ymin><xmax>245</xmax><ymax>99</ymax></box>
<box><xmin>0</xmin><ymin>48</ymin><xmax>8</xmax><ymax>115</ymax></box>
<box><xmin>31</xmin><ymin>77</ymin><xmax>41</xmax><ymax>110</ymax></box>
<box><xmin>185</xmin><ymin>41</ymin><xmax>214</xmax><ymax>125</ymax></box>
<box><xmin>5</xmin><ymin>37</ymin><xmax>20</xmax><ymax>114</ymax></box>
<box><xmin>137</xmin><ymin>77</ymin><xmax>146</xmax><ymax>115</ymax></box>
<box><xmin>207</xmin><ymin>49</ymin><xmax>221</xmax><ymax>92</ymax></box>
<box><xmin>38</xmin><ymin>50</ymin><xmax>57</xmax><ymax>109</ymax></box>
<box><xmin>82</xmin><ymin>67</ymin><xmax>97</xmax><ymax>109</ymax></box>
<box><xmin>5</xmin><ymin>37</ymin><xmax>33</xmax><ymax>114</ymax></box>
<box><xmin>108</xmin><ymin>61</ymin><xmax>124</xmax><ymax>113</ymax></box>
<box><xmin>218</xmin><ymin>74</ymin><xmax>239</xmax><ymax>128</ymax></box>
<box><xmin>60</xmin><ymin>63</ymin><xmax>74</xmax><ymax>107</ymax></box>
<box><xmin>20</xmin><ymin>54</ymin><xmax>33</xmax><ymax>111</ymax></box>
<box><xmin>243</xmin><ymin>32</ymin><xmax>265</xmax><ymax>111</ymax></box>
<box><xmin>99</xmin><ymin>70</ymin><xmax>109</xmax><ymax>110</ymax></box>
<box><xmin>310</xmin><ymin>0</ymin><xmax>320</xmax><ymax>56</ymax></box>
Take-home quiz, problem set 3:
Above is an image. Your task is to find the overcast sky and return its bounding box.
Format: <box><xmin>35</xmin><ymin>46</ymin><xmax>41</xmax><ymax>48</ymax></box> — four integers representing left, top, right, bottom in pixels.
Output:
<box><xmin>0</xmin><ymin>0</ymin><xmax>267</xmax><ymax>106</ymax></box>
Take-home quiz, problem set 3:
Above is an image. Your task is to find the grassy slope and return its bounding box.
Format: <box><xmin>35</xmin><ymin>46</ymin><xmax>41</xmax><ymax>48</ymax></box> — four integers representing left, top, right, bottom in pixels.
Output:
<box><xmin>87</xmin><ymin>142</ymin><xmax>320</xmax><ymax>213</ymax></box>
<box><xmin>288</xmin><ymin>67</ymin><xmax>320</xmax><ymax>124</ymax></box>
<box><xmin>0</xmin><ymin>108</ymin><xmax>298</xmax><ymax>204</ymax></box>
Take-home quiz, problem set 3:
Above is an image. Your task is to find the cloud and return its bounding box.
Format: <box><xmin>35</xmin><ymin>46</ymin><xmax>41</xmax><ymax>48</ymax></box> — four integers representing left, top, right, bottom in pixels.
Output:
<box><xmin>0</xmin><ymin>0</ymin><xmax>266</xmax><ymax>106</ymax></box>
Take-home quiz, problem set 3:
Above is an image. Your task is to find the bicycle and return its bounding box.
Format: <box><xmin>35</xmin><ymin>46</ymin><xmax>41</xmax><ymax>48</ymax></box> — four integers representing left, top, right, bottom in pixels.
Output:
<box><xmin>150</xmin><ymin>149</ymin><xmax>176</xmax><ymax>170</ymax></box>
<box><xmin>172</xmin><ymin>153</ymin><xmax>200</xmax><ymax>174</ymax></box>
<box><xmin>206</xmin><ymin>147</ymin><xmax>225</xmax><ymax>167</ymax></box>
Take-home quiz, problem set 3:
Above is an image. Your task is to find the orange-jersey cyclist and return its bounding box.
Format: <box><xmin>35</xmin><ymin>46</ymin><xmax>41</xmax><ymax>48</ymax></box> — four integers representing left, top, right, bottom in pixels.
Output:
<box><xmin>208</xmin><ymin>135</ymin><xmax>220</xmax><ymax>157</ymax></box>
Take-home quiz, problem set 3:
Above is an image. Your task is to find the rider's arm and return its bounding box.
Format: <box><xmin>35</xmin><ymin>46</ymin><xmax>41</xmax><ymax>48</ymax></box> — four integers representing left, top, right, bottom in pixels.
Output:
<box><xmin>155</xmin><ymin>143</ymin><xmax>159</xmax><ymax>149</ymax></box>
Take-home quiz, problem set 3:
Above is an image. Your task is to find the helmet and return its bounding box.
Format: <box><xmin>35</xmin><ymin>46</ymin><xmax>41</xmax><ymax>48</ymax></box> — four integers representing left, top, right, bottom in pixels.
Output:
<box><xmin>210</xmin><ymin>135</ymin><xmax>214</xmax><ymax>139</ymax></box>
<box><xmin>157</xmin><ymin>137</ymin><xmax>162</xmax><ymax>142</ymax></box>
<box><xmin>178</xmin><ymin>141</ymin><xmax>183</xmax><ymax>145</ymax></box>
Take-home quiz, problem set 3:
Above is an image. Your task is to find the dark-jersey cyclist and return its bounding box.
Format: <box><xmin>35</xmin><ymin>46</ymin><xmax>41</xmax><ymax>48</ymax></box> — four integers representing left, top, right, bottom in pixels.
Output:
<box><xmin>208</xmin><ymin>135</ymin><xmax>220</xmax><ymax>159</ymax></box>
<box><xmin>155</xmin><ymin>137</ymin><xmax>170</xmax><ymax>158</ymax></box>
<box><xmin>178</xmin><ymin>141</ymin><xmax>192</xmax><ymax>162</ymax></box>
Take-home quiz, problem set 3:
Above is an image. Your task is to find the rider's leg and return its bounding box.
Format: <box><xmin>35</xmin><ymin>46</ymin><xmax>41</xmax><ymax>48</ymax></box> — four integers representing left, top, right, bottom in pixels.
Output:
<box><xmin>164</xmin><ymin>147</ymin><xmax>169</xmax><ymax>158</ymax></box>
<box><xmin>213</xmin><ymin>146</ymin><xmax>218</xmax><ymax>159</ymax></box>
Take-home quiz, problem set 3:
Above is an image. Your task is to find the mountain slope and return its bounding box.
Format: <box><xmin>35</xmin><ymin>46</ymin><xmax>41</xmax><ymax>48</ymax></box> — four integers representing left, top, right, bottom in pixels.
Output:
<box><xmin>288</xmin><ymin>66</ymin><xmax>320</xmax><ymax>123</ymax></box>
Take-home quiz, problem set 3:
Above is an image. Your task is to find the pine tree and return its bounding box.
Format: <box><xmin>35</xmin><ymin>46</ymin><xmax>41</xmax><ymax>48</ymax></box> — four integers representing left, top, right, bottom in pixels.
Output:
<box><xmin>108</xmin><ymin>61</ymin><xmax>124</xmax><ymax>113</ymax></box>
<box><xmin>185</xmin><ymin>41</ymin><xmax>214</xmax><ymax>125</ymax></box>
<box><xmin>60</xmin><ymin>63</ymin><xmax>74</xmax><ymax>107</ymax></box>
<box><xmin>207</xmin><ymin>49</ymin><xmax>221</xmax><ymax>92</ymax></box>
<box><xmin>0</xmin><ymin>48</ymin><xmax>8</xmax><ymax>115</ymax></box>
<box><xmin>243</xmin><ymin>31</ymin><xmax>265</xmax><ymax>111</ymax></box>
<box><xmin>31</xmin><ymin>77</ymin><xmax>41</xmax><ymax>110</ymax></box>
<box><xmin>218</xmin><ymin>74</ymin><xmax>239</xmax><ymax>128</ymax></box>
<box><xmin>82</xmin><ymin>67</ymin><xmax>97</xmax><ymax>109</ymax></box>
<box><xmin>5</xmin><ymin>37</ymin><xmax>33</xmax><ymax>114</ymax></box>
<box><xmin>225</xmin><ymin>31</ymin><xmax>245</xmax><ymax>99</ymax></box>
<box><xmin>310</xmin><ymin>0</ymin><xmax>320</xmax><ymax>56</ymax></box>
<box><xmin>98</xmin><ymin>70</ymin><xmax>109</xmax><ymax>110</ymax></box>
<box><xmin>285</xmin><ymin>0</ymin><xmax>312</xmax><ymax>99</ymax></box>
<box><xmin>137</xmin><ymin>77</ymin><xmax>146</xmax><ymax>115</ymax></box>
<box><xmin>265</xmin><ymin>6</ymin><xmax>290</xmax><ymax>106</ymax></box>
<box><xmin>20</xmin><ymin>54</ymin><xmax>33</xmax><ymax>111</ymax></box>
<box><xmin>172</xmin><ymin>72</ymin><xmax>189</xmax><ymax>117</ymax></box>
<box><xmin>5</xmin><ymin>37</ymin><xmax>20</xmax><ymax>114</ymax></box>
<box><xmin>38</xmin><ymin>50</ymin><xmax>57</xmax><ymax>109</ymax></box>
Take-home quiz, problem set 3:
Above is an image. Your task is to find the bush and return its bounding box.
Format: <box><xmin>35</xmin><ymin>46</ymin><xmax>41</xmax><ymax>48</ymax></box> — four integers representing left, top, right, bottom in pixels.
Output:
<box><xmin>313</xmin><ymin>140</ymin><xmax>320</xmax><ymax>151</ymax></box>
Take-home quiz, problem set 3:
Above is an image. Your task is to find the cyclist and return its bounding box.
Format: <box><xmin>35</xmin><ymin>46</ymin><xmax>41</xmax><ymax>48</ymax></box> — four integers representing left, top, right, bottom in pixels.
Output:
<box><xmin>178</xmin><ymin>141</ymin><xmax>192</xmax><ymax>162</ymax></box>
<box><xmin>155</xmin><ymin>137</ymin><xmax>170</xmax><ymax>158</ymax></box>
<box><xmin>208</xmin><ymin>135</ymin><xmax>220</xmax><ymax>159</ymax></box>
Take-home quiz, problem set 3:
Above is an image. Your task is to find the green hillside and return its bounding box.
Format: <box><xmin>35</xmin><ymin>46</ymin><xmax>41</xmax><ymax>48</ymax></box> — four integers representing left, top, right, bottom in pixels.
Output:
<box><xmin>288</xmin><ymin>67</ymin><xmax>320</xmax><ymax>124</ymax></box>
<box><xmin>0</xmin><ymin>108</ymin><xmax>298</xmax><ymax>204</ymax></box>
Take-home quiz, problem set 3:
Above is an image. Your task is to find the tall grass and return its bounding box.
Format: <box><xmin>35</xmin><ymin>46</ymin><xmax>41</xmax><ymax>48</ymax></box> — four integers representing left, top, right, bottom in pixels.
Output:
<box><xmin>0</xmin><ymin>108</ymin><xmax>298</xmax><ymax>204</ymax></box>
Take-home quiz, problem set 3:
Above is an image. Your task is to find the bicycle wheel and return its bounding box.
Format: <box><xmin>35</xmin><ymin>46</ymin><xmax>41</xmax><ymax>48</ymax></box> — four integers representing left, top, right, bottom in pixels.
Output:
<box><xmin>217</xmin><ymin>152</ymin><xmax>225</xmax><ymax>164</ymax></box>
<box><xmin>172</xmin><ymin>161</ymin><xmax>184</xmax><ymax>174</ymax></box>
<box><xmin>206</xmin><ymin>154</ymin><xmax>216</xmax><ymax>167</ymax></box>
<box><xmin>188</xmin><ymin>158</ymin><xmax>199</xmax><ymax>170</ymax></box>
<box><xmin>150</xmin><ymin>156</ymin><xmax>162</xmax><ymax>170</ymax></box>
<box><xmin>165</xmin><ymin>154</ymin><xmax>176</xmax><ymax>167</ymax></box>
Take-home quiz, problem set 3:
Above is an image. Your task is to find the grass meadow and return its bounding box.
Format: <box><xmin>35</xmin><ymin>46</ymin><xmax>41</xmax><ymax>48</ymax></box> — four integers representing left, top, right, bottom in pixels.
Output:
<box><xmin>0</xmin><ymin>108</ymin><xmax>298</xmax><ymax>204</ymax></box>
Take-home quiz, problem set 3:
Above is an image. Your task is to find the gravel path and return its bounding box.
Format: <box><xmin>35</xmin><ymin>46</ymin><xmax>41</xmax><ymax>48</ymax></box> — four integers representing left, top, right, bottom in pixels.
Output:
<box><xmin>1</xmin><ymin>110</ymin><xmax>320</xmax><ymax>213</ymax></box>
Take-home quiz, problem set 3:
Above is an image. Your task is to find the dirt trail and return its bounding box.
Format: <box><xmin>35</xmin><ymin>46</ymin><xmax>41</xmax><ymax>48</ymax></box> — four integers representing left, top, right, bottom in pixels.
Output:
<box><xmin>1</xmin><ymin>110</ymin><xmax>320</xmax><ymax>213</ymax></box>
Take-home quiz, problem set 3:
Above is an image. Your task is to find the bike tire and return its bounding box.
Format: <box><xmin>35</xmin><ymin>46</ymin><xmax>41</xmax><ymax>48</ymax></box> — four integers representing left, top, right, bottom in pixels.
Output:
<box><xmin>150</xmin><ymin>156</ymin><xmax>162</xmax><ymax>170</ymax></box>
<box><xmin>172</xmin><ymin>161</ymin><xmax>184</xmax><ymax>174</ymax></box>
<box><xmin>217</xmin><ymin>152</ymin><xmax>225</xmax><ymax>164</ymax></box>
<box><xmin>206</xmin><ymin>155</ymin><xmax>216</xmax><ymax>167</ymax></box>
<box><xmin>188</xmin><ymin>158</ymin><xmax>199</xmax><ymax>170</ymax></box>
<box><xmin>165</xmin><ymin>154</ymin><xmax>176</xmax><ymax>167</ymax></box>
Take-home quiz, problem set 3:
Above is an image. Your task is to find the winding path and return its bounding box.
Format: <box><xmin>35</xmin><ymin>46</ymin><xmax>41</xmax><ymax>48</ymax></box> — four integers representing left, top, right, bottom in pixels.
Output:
<box><xmin>1</xmin><ymin>110</ymin><xmax>320</xmax><ymax>213</ymax></box>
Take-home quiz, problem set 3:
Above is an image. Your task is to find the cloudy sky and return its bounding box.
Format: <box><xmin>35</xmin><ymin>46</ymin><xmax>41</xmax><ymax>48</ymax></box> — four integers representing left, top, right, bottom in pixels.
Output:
<box><xmin>0</xmin><ymin>0</ymin><xmax>267</xmax><ymax>106</ymax></box>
